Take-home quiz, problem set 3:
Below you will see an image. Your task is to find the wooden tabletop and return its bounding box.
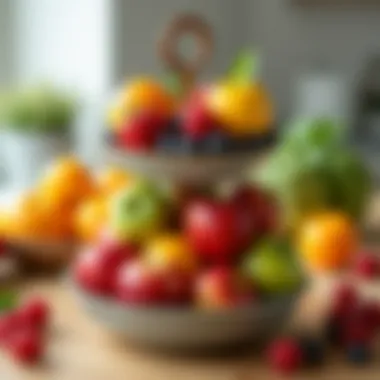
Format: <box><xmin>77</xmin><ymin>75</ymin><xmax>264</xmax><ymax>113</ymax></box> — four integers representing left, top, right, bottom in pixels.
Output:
<box><xmin>0</xmin><ymin>275</ymin><xmax>380</xmax><ymax>380</ymax></box>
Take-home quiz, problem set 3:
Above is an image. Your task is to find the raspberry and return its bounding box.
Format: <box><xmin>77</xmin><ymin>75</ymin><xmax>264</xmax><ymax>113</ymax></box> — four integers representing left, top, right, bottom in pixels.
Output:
<box><xmin>0</xmin><ymin>312</ymin><xmax>22</xmax><ymax>345</ymax></box>
<box><xmin>19</xmin><ymin>297</ymin><xmax>50</xmax><ymax>329</ymax></box>
<box><xmin>331</xmin><ymin>283</ymin><xmax>358</xmax><ymax>318</ymax></box>
<box><xmin>354</xmin><ymin>254</ymin><xmax>379</xmax><ymax>279</ymax></box>
<box><xmin>358</xmin><ymin>302</ymin><xmax>380</xmax><ymax>332</ymax></box>
<box><xmin>343</xmin><ymin>316</ymin><xmax>373</xmax><ymax>346</ymax></box>
<box><xmin>267</xmin><ymin>338</ymin><xmax>303</xmax><ymax>374</ymax></box>
<box><xmin>8</xmin><ymin>328</ymin><xmax>43</xmax><ymax>364</ymax></box>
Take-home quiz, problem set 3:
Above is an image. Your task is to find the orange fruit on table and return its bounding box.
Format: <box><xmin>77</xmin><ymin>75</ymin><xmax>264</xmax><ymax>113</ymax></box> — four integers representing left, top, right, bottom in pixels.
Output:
<box><xmin>144</xmin><ymin>234</ymin><xmax>198</xmax><ymax>274</ymax></box>
<box><xmin>38</xmin><ymin>156</ymin><xmax>95</xmax><ymax>210</ymax></box>
<box><xmin>74</xmin><ymin>196</ymin><xmax>108</xmax><ymax>242</ymax></box>
<box><xmin>97</xmin><ymin>167</ymin><xmax>132</xmax><ymax>196</ymax></box>
<box><xmin>297</xmin><ymin>212</ymin><xmax>358</xmax><ymax>272</ymax></box>
<box><xmin>206</xmin><ymin>82</ymin><xmax>274</xmax><ymax>136</ymax></box>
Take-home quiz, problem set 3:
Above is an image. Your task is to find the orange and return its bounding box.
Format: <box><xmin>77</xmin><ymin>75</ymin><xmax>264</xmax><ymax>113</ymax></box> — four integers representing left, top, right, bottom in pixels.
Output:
<box><xmin>297</xmin><ymin>212</ymin><xmax>358</xmax><ymax>271</ymax></box>
<box><xmin>206</xmin><ymin>82</ymin><xmax>273</xmax><ymax>136</ymax></box>
<box><xmin>38</xmin><ymin>156</ymin><xmax>95</xmax><ymax>210</ymax></box>
<box><xmin>74</xmin><ymin>196</ymin><xmax>108</xmax><ymax>242</ymax></box>
<box><xmin>144</xmin><ymin>234</ymin><xmax>198</xmax><ymax>274</ymax></box>
<box><xmin>120</xmin><ymin>77</ymin><xmax>174</xmax><ymax>118</ymax></box>
<box><xmin>11</xmin><ymin>191</ymin><xmax>74</xmax><ymax>241</ymax></box>
<box><xmin>97</xmin><ymin>167</ymin><xmax>132</xmax><ymax>196</ymax></box>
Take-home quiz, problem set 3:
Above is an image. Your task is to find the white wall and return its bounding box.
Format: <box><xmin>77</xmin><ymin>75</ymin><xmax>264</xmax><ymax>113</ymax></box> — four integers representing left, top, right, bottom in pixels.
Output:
<box><xmin>11</xmin><ymin>0</ymin><xmax>115</xmax><ymax>163</ymax></box>
<box><xmin>248</xmin><ymin>1</ymin><xmax>380</xmax><ymax>119</ymax></box>
<box><xmin>113</xmin><ymin>0</ymin><xmax>247</xmax><ymax>84</ymax></box>
<box><xmin>0</xmin><ymin>0</ymin><xmax>13</xmax><ymax>86</ymax></box>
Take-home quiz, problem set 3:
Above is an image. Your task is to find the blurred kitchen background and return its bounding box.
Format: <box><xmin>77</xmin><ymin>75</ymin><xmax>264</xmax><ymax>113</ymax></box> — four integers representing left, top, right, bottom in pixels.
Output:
<box><xmin>1</xmin><ymin>0</ymin><xmax>380</xmax><ymax>175</ymax></box>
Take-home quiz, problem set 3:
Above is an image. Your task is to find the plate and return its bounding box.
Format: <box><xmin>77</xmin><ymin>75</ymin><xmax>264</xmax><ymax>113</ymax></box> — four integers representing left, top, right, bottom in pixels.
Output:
<box><xmin>69</xmin><ymin>277</ymin><xmax>301</xmax><ymax>351</ymax></box>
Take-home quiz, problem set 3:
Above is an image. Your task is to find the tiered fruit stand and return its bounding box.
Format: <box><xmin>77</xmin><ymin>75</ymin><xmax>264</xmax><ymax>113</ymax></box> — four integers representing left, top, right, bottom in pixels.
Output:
<box><xmin>69</xmin><ymin>13</ymin><xmax>303</xmax><ymax>351</ymax></box>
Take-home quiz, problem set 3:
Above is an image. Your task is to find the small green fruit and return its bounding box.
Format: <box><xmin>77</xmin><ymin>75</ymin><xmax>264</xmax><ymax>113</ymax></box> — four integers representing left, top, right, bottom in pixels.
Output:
<box><xmin>110</xmin><ymin>180</ymin><xmax>168</xmax><ymax>242</ymax></box>
<box><xmin>243</xmin><ymin>239</ymin><xmax>303</xmax><ymax>294</ymax></box>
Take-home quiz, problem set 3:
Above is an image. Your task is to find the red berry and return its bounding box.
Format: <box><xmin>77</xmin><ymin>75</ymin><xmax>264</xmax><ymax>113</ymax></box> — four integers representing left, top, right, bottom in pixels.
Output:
<box><xmin>19</xmin><ymin>297</ymin><xmax>49</xmax><ymax>329</ymax></box>
<box><xmin>0</xmin><ymin>312</ymin><xmax>22</xmax><ymax>345</ymax></box>
<box><xmin>8</xmin><ymin>328</ymin><xmax>43</xmax><ymax>364</ymax></box>
<box><xmin>354</xmin><ymin>254</ymin><xmax>379</xmax><ymax>279</ymax></box>
<box><xmin>0</xmin><ymin>238</ymin><xmax>6</xmax><ymax>257</ymax></box>
<box><xmin>267</xmin><ymin>338</ymin><xmax>303</xmax><ymax>374</ymax></box>
<box><xmin>343</xmin><ymin>318</ymin><xmax>372</xmax><ymax>346</ymax></box>
<box><xmin>118</xmin><ymin>112</ymin><xmax>164</xmax><ymax>151</ymax></box>
<box><xmin>331</xmin><ymin>283</ymin><xmax>358</xmax><ymax>318</ymax></box>
<box><xmin>359</xmin><ymin>302</ymin><xmax>380</xmax><ymax>331</ymax></box>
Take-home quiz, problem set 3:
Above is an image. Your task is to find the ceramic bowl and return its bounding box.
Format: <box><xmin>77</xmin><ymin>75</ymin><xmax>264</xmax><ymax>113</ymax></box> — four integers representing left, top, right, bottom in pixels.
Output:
<box><xmin>70</xmin><ymin>278</ymin><xmax>302</xmax><ymax>352</ymax></box>
<box><xmin>103</xmin><ymin>134</ymin><xmax>274</xmax><ymax>186</ymax></box>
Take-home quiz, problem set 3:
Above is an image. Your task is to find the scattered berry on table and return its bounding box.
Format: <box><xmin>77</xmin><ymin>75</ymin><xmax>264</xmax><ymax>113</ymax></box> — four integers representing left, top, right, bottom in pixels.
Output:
<box><xmin>345</xmin><ymin>344</ymin><xmax>372</xmax><ymax>366</ymax></box>
<box><xmin>8</xmin><ymin>328</ymin><xmax>43</xmax><ymax>364</ymax></box>
<box><xmin>266</xmin><ymin>338</ymin><xmax>303</xmax><ymax>375</ymax></box>
<box><xmin>19</xmin><ymin>297</ymin><xmax>50</xmax><ymax>330</ymax></box>
<box><xmin>331</xmin><ymin>283</ymin><xmax>358</xmax><ymax>319</ymax></box>
<box><xmin>354</xmin><ymin>253</ymin><xmax>379</xmax><ymax>280</ymax></box>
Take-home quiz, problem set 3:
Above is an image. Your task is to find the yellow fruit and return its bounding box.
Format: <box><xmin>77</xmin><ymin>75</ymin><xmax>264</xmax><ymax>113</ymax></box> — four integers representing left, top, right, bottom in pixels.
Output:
<box><xmin>74</xmin><ymin>197</ymin><xmax>108</xmax><ymax>242</ymax></box>
<box><xmin>38</xmin><ymin>156</ymin><xmax>95</xmax><ymax>209</ymax></box>
<box><xmin>97</xmin><ymin>168</ymin><xmax>131</xmax><ymax>196</ymax></box>
<box><xmin>144</xmin><ymin>234</ymin><xmax>198</xmax><ymax>274</ymax></box>
<box><xmin>206</xmin><ymin>82</ymin><xmax>274</xmax><ymax>135</ymax></box>
<box><xmin>297</xmin><ymin>212</ymin><xmax>358</xmax><ymax>271</ymax></box>
<box><xmin>120</xmin><ymin>77</ymin><xmax>174</xmax><ymax>118</ymax></box>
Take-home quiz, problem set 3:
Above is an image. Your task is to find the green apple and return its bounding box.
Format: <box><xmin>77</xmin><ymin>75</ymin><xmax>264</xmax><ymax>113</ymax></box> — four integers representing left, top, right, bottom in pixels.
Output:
<box><xmin>110</xmin><ymin>180</ymin><xmax>168</xmax><ymax>242</ymax></box>
<box><xmin>243</xmin><ymin>239</ymin><xmax>303</xmax><ymax>295</ymax></box>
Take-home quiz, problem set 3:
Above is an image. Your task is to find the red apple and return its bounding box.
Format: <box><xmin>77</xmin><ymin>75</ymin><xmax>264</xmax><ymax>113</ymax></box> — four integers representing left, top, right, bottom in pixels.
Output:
<box><xmin>181</xmin><ymin>101</ymin><xmax>216</xmax><ymax>140</ymax></box>
<box><xmin>183</xmin><ymin>199</ymin><xmax>249</xmax><ymax>264</ymax></box>
<box><xmin>232</xmin><ymin>185</ymin><xmax>278</xmax><ymax>236</ymax></box>
<box><xmin>118</xmin><ymin>111</ymin><xmax>165</xmax><ymax>151</ymax></box>
<box><xmin>97</xmin><ymin>231</ymin><xmax>138</xmax><ymax>267</ymax></box>
<box><xmin>115</xmin><ymin>260</ymin><xmax>167</xmax><ymax>305</ymax></box>
<box><xmin>161</xmin><ymin>269</ymin><xmax>193</xmax><ymax>305</ymax></box>
<box><xmin>74</xmin><ymin>243</ymin><xmax>128</xmax><ymax>295</ymax></box>
<box><xmin>195</xmin><ymin>267</ymin><xmax>257</xmax><ymax>309</ymax></box>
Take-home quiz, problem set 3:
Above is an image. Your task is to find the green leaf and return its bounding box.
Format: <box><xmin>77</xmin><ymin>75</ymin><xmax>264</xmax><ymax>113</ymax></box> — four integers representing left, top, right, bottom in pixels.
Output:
<box><xmin>0</xmin><ymin>290</ymin><xmax>18</xmax><ymax>312</ymax></box>
<box><xmin>227</xmin><ymin>50</ymin><xmax>260</xmax><ymax>84</ymax></box>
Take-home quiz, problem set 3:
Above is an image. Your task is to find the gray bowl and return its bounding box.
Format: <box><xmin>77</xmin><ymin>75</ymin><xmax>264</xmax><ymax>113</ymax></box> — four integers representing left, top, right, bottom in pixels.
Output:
<box><xmin>103</xmin><ymin>146</ymin><xmax>270</xmax><ymax>186</ymax></box>
<box><xmin>70</xmin><ymin>279</ymin><xmax>301</xmax><ymax>351</ymax></box>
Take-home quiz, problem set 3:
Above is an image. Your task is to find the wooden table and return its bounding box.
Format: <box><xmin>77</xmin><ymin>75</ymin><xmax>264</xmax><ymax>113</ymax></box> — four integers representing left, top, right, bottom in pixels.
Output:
<box><xmin>1</xmin><ymin>276</ymin><xmax>380</xmax><ymax>380</ymax></box>
<box><xmin>2</xmin><ymin>194</ymin><xmax>380</xmax><ymax>380</ymax></box>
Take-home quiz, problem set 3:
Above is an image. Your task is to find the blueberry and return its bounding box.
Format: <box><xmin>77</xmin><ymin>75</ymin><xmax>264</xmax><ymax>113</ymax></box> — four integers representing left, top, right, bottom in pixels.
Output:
<box><xmin>201</xmin><ymin>131</ymin><xmax>230</xmax><ymax>154</ymax></box>
<box><xmin>345</xmin><ymin>345</ymin><xmax>372</xmax><ymax>365</ymax></box>
<box><xmin>299</xmin><ymin>337</ymin><xmax>325</xmax><ymax>367</ymax></box>
<box><xmin>325</xmin><ymin>317</ymin><xmax>343</xmax><ymax>347</ymax></box>
<box><xmin>156</xmin><ymin>129</ymin><xmax>184</xmax><ymax>154</ymax></box>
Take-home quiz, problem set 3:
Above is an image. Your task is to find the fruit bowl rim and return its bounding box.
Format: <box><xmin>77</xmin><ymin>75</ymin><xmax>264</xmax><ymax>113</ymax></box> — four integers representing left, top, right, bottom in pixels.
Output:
<box><xmin>68</xmin><ymin>274</ymin><xmax>305</xmax><ymax>318</ymax></box>
<box><xmin>105</xmin><ymin>130</ymin><xmax>276</xmax><ymax>162</ymax></box>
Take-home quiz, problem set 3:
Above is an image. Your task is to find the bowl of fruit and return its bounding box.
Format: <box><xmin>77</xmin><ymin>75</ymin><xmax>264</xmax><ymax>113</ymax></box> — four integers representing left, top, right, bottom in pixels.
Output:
<box><xmin>0</xmin><ymin>157</ymin><xmax>134</xmax><ymax>270</ymax></box>
<box><xmin>70</xmin><ymin>180</ymin><xmax>304</xmax><ymax>351</ymax></box>
<box><xmin>105</xmin><ymin>14</ymin><xmax>275</xmax><ymax>185</ymax></box>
